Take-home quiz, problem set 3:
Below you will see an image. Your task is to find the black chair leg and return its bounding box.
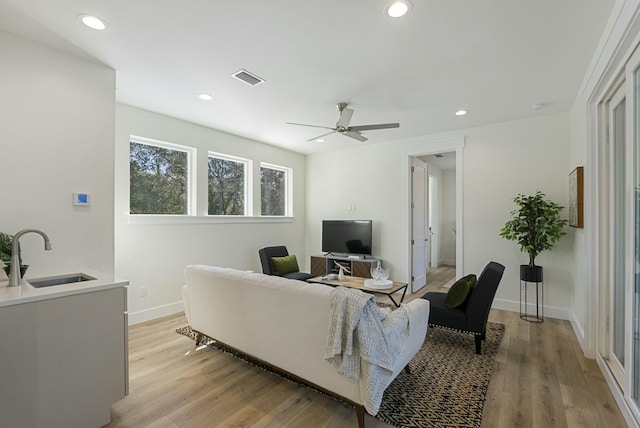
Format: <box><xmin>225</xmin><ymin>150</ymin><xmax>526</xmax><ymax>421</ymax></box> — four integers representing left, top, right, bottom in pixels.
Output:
<box><xmin>481</xmin><ymin>330</ymin><xmax>486</xmax><ymax>341</ymax></box>
<box><xmin>475</xmin><ymin>335</ymin><xmax>482</xmax><ymax>354</ymax></box>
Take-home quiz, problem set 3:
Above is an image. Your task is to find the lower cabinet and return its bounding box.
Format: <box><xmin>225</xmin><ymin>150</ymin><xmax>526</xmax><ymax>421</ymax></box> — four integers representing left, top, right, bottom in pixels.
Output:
<box><xmin>0</xmin><ymin>286</ymin><xmax>128</xmax><ymax>428</ymax></box>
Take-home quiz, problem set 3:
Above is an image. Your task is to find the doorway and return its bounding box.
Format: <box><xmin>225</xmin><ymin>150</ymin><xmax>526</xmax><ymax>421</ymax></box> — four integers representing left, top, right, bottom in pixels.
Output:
<box><xmin>404</xmin><ymin>135</ymin><xmax>463</xmax><ymax>295</ymax></box>
<box><xmin>420</xmin><ymin>152</ymin><xmax>457</xmax><ymax>270</ymax></box>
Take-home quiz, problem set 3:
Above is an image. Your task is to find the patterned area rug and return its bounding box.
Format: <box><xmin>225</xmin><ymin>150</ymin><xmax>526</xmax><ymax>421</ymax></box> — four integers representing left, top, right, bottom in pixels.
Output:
<box><xmin>176</xmin><ymin>322</ymin><xmax>504</xmax><ymax>428</ymax></box>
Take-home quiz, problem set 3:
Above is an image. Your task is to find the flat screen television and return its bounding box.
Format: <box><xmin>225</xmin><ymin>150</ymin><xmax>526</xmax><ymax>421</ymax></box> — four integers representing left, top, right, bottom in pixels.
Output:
<box><xmin>322</xmin><ymin>220</ymin><xmax>373</xmax><ymax>256</ymax></box>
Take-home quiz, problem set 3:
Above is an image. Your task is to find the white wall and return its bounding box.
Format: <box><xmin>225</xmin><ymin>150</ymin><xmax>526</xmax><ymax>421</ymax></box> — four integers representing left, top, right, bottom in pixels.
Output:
<box><xmin>305</xmin><ymin>142</ymin><xmax>409</xmax><ymax>281</ymax></box>
<box><xmin>441</xmin><ymin>169</ymin><xmax>456</xmax><ymax>265</ymax></box>
<box><xmin>0</xmin><ymin>31</ymin><xmax>115</xmax><ymax>275</ymax></box>
<box><xmin>463</xmin><ymin>113</ymin><xmax>572</xmax><ymax>318</ymax></box>
<box><xmin>569</xmin><ymin>92</ymin><xmax>589</xmax><ymax>344</ymax></box>
<box><xmin>115</xmin><ymin>104</ymin><xmax>307</xmax><ymax>323</ymax></box>
<box><xmin>306</xmin><ymin>113</ymin><xmax>573</xmax><ymax>317</ymax></box>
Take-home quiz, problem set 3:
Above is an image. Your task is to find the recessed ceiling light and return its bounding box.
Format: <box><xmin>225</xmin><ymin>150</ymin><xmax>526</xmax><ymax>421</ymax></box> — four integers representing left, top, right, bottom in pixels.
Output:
<box><xmin>385</xmin><ymin>1</ymin><xmax>412</xmax><ymax>18</ymax></box>
<box><xmin>198</xmin><ymin>93</ymin><xmax>213</xmax><ymax>101</ymax></box>
<box><xmin>317</xmin><ymin>139</ymin><xmax>325</xmax><ymax>143</ymax></box>
<box><xmin>78</xmin><ymin>14</ymin><xmax>108</xmax><ymax>30</ymax></box>
<box><xmin>454</xmin><ymin>110</ymin><xmax>468</xmax><ymax>116</ymax></box>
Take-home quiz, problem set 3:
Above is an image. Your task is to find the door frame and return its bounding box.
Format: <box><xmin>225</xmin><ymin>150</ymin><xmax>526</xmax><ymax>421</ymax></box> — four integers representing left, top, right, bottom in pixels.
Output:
<box><xmin>402</xmin><ymin>136</ymin><xmax>464</xmax><ymax>285</ymax></box>
<box><xmin>582</xmin><ymin>2</ymin><xmax>640</xmax><ymax>426</ymax></box>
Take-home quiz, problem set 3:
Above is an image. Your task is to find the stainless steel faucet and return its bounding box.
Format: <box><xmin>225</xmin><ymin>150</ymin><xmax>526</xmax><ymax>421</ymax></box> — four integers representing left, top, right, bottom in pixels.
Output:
<box><xmin>8</xmin><ymin>229</ymin><xmax>52</xmax><ymax>286</ymax></box>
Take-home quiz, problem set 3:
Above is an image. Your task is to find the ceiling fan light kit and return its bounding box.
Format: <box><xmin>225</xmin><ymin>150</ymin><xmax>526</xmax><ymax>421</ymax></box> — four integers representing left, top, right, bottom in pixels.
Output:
<box><xmin>286</xmin><ymin>102</ymin><xmax>400</xmax><ymax>143</ymax></box>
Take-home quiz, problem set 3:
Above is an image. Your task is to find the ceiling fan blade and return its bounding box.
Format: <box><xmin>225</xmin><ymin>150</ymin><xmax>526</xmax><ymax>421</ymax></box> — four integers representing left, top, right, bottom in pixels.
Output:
<box><xmin>307</xmin><ymin>130</ymin><xmax>336</xmax><ymax>142</ymax></box>
<box><xmin>349</xmin><ymin>123</ymin><xmax>400</xmax><ymax>131</ymax></box>
<box><xmin>343</xmin><ymin>131</ymin><xmax>368</xmax><ymax>142</ymax></box>
<box><xmin>286</xmin><ymin>122</ymin><xmax>335</xmax><ymax>130</ymax></box>
<box><xmin>336</xmin><ymin>108</ymin><xmax>354</xmax><ymax>128</ymax></box>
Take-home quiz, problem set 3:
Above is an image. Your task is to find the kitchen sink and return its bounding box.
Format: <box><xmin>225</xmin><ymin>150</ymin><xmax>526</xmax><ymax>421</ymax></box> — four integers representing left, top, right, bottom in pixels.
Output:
<box><xmin>27</xmin><ymin>273</ymin><xmax>96</xmax><ymax>288</ymax></box>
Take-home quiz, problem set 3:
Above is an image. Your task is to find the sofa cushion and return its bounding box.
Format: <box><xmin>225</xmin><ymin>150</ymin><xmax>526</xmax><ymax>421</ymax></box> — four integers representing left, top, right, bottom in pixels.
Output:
<box><xmin>283</xmin><ymin>271</ymin><xmax>315</xmax><ymax>281</ymax></box>
<box><xmin>425</xmin><ymin>291</ymin><xmax>467</xmax><ymax>330</ymax></box>
<box><xmin>445</xmin><ymin>274</ymin><xmax>477</xmax><ymax>308</ymax></box>
<box><xmin>270</xmin><ymin>254</ymin><xmax>300</xmax><ymax>276</ymax></box>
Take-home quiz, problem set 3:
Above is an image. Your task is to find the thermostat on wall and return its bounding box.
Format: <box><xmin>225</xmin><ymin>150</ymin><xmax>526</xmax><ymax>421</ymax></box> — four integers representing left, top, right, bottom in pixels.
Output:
<box><xmin>73</xmin><ymin>192</ymin><xmax>91</xmax><ymax>206</ymax></box>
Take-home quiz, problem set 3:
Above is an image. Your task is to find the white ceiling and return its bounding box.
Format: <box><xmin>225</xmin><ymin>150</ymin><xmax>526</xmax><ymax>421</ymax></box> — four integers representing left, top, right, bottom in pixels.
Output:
<box><xmin>0</xmin><ymin>0</ymin><xmax>615</xmax><ymax>155</ymax></box>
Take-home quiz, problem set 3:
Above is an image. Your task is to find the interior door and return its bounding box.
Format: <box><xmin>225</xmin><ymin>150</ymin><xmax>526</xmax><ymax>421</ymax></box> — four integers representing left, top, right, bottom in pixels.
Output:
<box><xmin>429</xmin><ymin>174</ymin><xmax>438</xmax><ymax>268</ymax></box>
<box><xmin>411</xmin><ymin>158</ymin><xmax>429</xmax><ymax>292</ymax></box>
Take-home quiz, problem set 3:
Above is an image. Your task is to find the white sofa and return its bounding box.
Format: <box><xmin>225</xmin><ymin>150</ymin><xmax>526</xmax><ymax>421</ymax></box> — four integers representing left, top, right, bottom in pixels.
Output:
<box><xmin>181</xmin><ymin>265</ymin><xmax>430</xmax><ymax>427</ymax></box>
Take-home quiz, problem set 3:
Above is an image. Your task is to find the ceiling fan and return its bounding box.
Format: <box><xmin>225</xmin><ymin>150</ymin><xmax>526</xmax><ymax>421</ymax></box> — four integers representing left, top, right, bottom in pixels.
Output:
<box><xmin>286</xmin><ymin>102</ymin><xmax>400</xmax><ymax>142</ymax></box>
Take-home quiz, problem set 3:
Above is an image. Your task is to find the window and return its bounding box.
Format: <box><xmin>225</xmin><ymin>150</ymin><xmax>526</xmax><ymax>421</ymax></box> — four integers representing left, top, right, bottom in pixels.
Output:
<box><xmin>261</xmin><ymin>163</ymin><xmax>290</xmax><ymax>216</ymax></box>
<box><xmin>129</xmin><ymin>138</ymin><xmax>192</xmax><ymax>214</ymax></box>
<box><xmin>208</xmin><ymin>153</ymin><xmax>249</xmax><ymax>215</ymax></box>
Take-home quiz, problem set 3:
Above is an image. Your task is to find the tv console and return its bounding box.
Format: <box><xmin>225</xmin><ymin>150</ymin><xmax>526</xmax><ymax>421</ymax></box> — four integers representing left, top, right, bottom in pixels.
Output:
<box><xmin>310</xmin><ymin>254</ymin><xmax>380</xmax><ymax>278</ymax></box>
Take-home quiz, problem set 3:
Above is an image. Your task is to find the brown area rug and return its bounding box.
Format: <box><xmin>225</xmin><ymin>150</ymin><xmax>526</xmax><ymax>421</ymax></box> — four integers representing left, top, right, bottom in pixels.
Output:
<box><xmin>176</xmin><ymin>322</ymin><xmax>504</xmax><ymax>428</ymax></box>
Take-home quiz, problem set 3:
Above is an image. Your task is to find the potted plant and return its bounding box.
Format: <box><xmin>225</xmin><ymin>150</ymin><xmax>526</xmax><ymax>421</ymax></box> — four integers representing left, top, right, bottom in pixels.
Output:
<box><xmin>500</xmin><ymin>191</ymin><xmax>568</xmax><ymax>282</ymax></box>
<box><xmin>0</xmin><ymin>232</ymin><xmax>28</xmax><ymax>278</ymax></box>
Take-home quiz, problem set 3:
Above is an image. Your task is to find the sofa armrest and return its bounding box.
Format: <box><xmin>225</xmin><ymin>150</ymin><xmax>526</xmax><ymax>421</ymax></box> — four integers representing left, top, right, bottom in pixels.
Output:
<box><xmin>181</xmin><ymin>284</ymin><xmax>191</xmax><ymax>325</ymax></box>
<box><xmin>404</xmin><ymin>298</ymin><xmax>430</xmax><ymax>349</ymax></box>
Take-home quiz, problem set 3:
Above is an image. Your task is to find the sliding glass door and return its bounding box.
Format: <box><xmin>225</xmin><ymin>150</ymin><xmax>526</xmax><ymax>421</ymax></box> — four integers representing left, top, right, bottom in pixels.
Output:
<box><xmin>602</xmin><ymin>45</ymin><xmax>640</xmax><ymax>420</ymax></box>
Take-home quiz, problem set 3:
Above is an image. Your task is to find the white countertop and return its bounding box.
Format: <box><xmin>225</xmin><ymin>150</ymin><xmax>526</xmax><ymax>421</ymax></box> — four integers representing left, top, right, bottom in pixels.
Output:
<box><xmin>0</xmin><ymin>268</ymin><xmax>128</xmax><ymax>308</ymax></box>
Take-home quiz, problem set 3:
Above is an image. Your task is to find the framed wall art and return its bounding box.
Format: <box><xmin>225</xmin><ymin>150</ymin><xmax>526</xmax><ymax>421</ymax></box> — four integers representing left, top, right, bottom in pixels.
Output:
<box><xmin>569</xmin><ymin>166</ymin><xmax>584</xmax><ymax>228</ymax></box>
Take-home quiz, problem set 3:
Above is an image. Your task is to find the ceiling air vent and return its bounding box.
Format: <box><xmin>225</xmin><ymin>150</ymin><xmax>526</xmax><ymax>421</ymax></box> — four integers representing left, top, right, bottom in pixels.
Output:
<box><xmin>231</xmin><ymin>69</ymin><xmax>265</xmax><ymax>86</ymax></box>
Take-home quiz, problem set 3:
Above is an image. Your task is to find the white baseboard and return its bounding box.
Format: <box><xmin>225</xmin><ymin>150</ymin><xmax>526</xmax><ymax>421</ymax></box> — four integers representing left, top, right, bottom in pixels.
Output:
<box><xmin>439</xmin><ymin>259</ymin><xmax>456</xmax><ymax>266</ymax></box>
<box><xmin>492</xmin><ymin>298</ymin><xmax>571</xmax><ymax>320</ymax></box>
<box><xmin>597</xmin><ymin>354</ymin><xmax>639</xmax><ymax>428</ymax></box>
<box><xmin>570</xmin><ymin>313</ymin><xmax>587</xmax><ymax>353</ymax></box>
<box><xmin>128</xmin><ymin>301</ymin><xmax>184</xmax><ymax>325</ymax></box>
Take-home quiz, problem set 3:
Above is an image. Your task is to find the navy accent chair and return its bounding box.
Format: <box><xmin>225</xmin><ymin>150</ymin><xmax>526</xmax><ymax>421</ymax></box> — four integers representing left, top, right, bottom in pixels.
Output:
<box><xmin>422</xmin><ymin>261</ymin><xmax>505</xmax><ymax>354</ymax></box>
<box><xmin>258</xmin><ymin>246</ymin><xmax>315</xmax><ymax>281</ymax></box>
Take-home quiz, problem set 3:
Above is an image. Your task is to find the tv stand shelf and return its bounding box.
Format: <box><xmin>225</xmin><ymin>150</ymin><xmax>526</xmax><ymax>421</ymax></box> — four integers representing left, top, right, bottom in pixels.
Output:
<box><xmin>310</xmin><ymin>254</ymin><xmax>380</xmax><ymax>278</ymax></box>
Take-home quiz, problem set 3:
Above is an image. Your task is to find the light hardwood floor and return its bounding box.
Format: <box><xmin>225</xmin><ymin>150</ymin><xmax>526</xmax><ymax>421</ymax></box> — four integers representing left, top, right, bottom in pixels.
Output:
<box><xmin>106</xmin><ymin>273</ymin><xmax>628</xmax><ymax>428</ymax></box>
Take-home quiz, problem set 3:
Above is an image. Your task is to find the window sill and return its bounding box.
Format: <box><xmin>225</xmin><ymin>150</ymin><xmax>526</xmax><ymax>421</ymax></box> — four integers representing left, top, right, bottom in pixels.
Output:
<box><xmin>127</xmin><ymin>215</ymin><xmax>294</xmax><ymax>225</ymax></box>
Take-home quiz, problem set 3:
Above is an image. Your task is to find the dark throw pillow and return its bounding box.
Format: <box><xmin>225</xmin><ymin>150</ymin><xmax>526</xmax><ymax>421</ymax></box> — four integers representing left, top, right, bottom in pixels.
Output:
<box><xmin>445</xmin><ymin>274</ymin><xmax>477</xmax><ymax>308</ymax></box>
<box><xmin>270</xmin><ymin>255</ymin><xmax>300</xmax><ymax>276</ymax></box>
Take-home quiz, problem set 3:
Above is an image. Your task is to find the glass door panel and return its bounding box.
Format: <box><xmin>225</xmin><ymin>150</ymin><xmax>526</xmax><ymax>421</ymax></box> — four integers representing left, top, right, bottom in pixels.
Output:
<box><xmin>633</xmin><ymin>67</ymin><xmax>640</xmax><ymax>405</ymax></box>
<box><xmin>610</xmin><ymin>84</ymin><xmax>626</xmax><ymax>386</ymax></box>
<box><xmin>613</xmin><ymin>99</ymin><xmax>626</xmax><ymax>367</ymax></box>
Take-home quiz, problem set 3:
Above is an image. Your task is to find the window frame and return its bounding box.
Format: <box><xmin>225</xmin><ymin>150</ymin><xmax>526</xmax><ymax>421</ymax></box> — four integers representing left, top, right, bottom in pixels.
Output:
<box><xmin>129</xmin><ymin>135</ymin><xmax>196</xmax><ymax>216</ymax></box>
<box><xmin>207</xmin><ymin>151</ymin><xmax>253</xmax><ymax>216</ymax></box>
<box><xmin>260</xmin><ymin>162</ymin><xmax>292</xmax><ymax>217</ymax></box>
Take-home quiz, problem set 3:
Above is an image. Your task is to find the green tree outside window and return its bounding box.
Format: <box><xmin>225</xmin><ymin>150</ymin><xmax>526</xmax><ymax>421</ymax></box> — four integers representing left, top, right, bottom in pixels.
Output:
<box><xmin>208</xmin><ymin>156</ymin><xmax>246</xmax><ymax>215</ymax></box>
<box><xmin>261</xmin><ymin>167</ymin><xmax>286</xmax><ymax>216</ymax></box>
<box><xmin>130</xmin><ymin>142</ymin><xmax>188</xmax><ymax>214</ymax></box>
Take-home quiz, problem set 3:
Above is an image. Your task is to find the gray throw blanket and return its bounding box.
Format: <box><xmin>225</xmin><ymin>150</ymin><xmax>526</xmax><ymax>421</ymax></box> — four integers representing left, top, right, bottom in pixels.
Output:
<box><xmin>324</xmin><ymin>286</ymin><xmax>410</xmax><ymax>414</ymax></box>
